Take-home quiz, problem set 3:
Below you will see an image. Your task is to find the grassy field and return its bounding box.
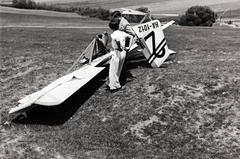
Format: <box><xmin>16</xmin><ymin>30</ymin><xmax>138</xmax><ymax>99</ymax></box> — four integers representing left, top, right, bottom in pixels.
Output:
<box><xmin>1</xmin><ymin>9</ymin><xmax>240</xmax><ymax>159</ymax></box>
<box><xmin>0</xmin><ymin>12</ymin><xmax>108</xmax><ymax>27</ymax></box>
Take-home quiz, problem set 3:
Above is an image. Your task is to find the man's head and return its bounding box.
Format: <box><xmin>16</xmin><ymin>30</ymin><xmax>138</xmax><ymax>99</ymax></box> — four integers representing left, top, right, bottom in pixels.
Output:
<box><xmin>110</xmin><ymin>10</ymin><xmax>122</xmax><ymax>21</ymax></box>
<box><xmin>111</xmin><ymin>10</ymin><xmax>122</xmax><ymax>18</ymax></box>
<box><xmin>109</xmin><ymin>20</ymin><xmax>119</xmax><ymax>31</ymax></box>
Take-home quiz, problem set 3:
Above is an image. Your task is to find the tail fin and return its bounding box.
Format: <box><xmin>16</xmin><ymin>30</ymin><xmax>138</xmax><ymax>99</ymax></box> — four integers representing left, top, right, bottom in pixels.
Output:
<box><xmin>132</xmin><ymin>20</ymin><xmax>173</xmax><ymax>67</ymax></box>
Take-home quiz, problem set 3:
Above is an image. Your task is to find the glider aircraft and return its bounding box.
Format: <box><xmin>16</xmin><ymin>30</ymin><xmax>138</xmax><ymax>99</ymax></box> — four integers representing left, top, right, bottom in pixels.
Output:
<box><xmin>9</xmin><ymin>8</ymin><xmax>177</xmax><ymax>115</ymax></box>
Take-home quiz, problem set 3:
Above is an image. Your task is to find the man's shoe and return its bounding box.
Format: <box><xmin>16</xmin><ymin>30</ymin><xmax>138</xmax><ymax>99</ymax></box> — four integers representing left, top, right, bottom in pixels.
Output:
<box><xmin>110</xmin><ymin>87</ymin><xmax>121</xmax><ymax>93</ymax></box>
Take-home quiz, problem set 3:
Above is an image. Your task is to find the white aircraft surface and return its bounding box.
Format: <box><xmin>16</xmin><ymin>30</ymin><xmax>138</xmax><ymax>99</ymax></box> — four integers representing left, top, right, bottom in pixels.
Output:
<box><xmin>9</xmin><ymin>8</ymin><xmax>177</xmax><ymax>115</ymax></box>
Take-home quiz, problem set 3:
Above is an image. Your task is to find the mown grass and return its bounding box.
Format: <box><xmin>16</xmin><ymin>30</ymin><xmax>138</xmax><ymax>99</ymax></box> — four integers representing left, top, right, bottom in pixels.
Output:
<box><xmin>0</xmin><ymin>12</ymin><xmax>108</xmax><ymax>27</ymax></box>
<box><xmin>1</xmin><ymin>11</ymin><xmax>240</xmax><ymax>159</ymax></box>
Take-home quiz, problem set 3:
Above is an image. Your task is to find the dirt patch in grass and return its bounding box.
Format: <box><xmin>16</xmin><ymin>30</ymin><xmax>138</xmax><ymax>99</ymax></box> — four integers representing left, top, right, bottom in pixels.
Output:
<box><xmin>1</xmin><ymin>12</ymin><xmax>240</xmax><ymax>158</ymax></box>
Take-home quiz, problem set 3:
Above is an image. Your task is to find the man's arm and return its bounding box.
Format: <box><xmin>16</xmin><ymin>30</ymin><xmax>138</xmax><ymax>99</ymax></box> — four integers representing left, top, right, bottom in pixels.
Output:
<box><xmin>124</xmin><ymin>24</ymin><xmax>136</xmax><ymax>37</ymax></box>
<box><xmin>119</xmin><ymin>18</ymin><xmax>136</xmax><ymax>37</ymax></box>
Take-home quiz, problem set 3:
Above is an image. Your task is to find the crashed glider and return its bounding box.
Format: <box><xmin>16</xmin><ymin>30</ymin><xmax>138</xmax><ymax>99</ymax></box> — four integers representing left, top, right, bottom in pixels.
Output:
<box><xmin>9</xmin><ymin>8</ymin><xmax>176</xmax><ymax>114</ymax></box>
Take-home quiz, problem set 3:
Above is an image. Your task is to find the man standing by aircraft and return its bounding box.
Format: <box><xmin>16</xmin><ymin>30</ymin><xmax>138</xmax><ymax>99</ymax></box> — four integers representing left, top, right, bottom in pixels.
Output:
<box><xmin>107</xmin><ymin>20</ymin><xmax>133</xmax><ymax>92</ymax></box>
<box><xmin>110</xmin><ymin>10</ymin><xmax>137</xmax><ymax>82</ymax></box>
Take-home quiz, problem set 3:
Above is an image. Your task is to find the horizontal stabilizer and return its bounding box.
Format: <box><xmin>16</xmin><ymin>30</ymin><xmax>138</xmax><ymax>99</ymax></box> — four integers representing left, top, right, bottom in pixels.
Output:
<box><xmin>162</xmin><ymin>20</ymin><xmax>175</xmax><ymax>30</ymax></box>
<box><xmin>168</xmin><ymin>48</ymin><xmax>176</xmax><ymax>54</ymax></box>
<box><xmin>122</xmin><ymin>8</ymin><xmax>178</xmax><ymax>17</ymax></box>
<box><xmin>153</xmin><ymin>13</ymin><xmax>179</xmax><ymax>17</ymax></box>
<box><xmin>122</xmin><ymin>8</ymin><xmax>146</xmax><ymax>15</ymax></box>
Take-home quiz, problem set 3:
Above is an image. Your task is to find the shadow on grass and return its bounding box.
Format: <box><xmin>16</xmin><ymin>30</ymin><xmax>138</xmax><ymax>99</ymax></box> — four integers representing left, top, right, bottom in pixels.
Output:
<box><xmin>127</xmin><ymin>53</ymin><xmax>152</xmax><ymax>69</ymax></box>
<box><xmin>12</xmin><ymin>68</ymin><xmax>109</xmax><ymax>126</ymax></box>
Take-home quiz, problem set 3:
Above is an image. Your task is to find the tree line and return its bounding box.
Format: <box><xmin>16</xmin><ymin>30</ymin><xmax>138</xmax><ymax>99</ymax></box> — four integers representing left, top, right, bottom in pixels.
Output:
<box><xmin>11</xmin><ymin>0</ymin><xmax>110</xmax><ymax>20</ymax></box>
<box><xmin>179</xmin><ymin>6</ymin><xmax>217</xmax><ymax>26</ymax></box>
<box><xmin>10</xmin><ymin>0</ymin><xmax>217</xmax><ymax>26</ymax></box>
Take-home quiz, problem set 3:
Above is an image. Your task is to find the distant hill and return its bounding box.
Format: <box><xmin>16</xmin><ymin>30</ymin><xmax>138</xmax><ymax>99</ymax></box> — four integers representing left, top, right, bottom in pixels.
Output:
<box><xmin>31</xmin><ymin>0</ymin><xmax>240</xmax><ymax>15</ymax></box>
<box><xmin>217</xmin><ymin>9</ymin><xmax>240</xmax><ymax>19</ymax></box>
<box><xmin>0</xmin><ymin>0</ymin><xmax>11</xmax><ymax>5</ymax></box>
<box><xmin>1</xmin><ymin>0</ymin><xmax>240</xmax><ymax>17</ymax></box>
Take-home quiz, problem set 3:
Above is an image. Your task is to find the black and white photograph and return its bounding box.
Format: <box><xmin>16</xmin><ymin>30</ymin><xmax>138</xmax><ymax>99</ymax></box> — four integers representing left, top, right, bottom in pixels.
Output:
<box><xmin>0</xmin><ymin>0</ymin><xmax>240</xmax><ymax>158</ymax></box>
